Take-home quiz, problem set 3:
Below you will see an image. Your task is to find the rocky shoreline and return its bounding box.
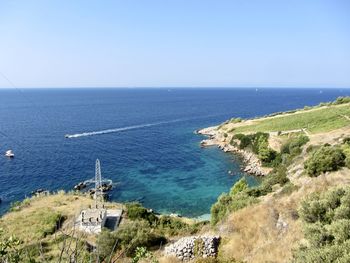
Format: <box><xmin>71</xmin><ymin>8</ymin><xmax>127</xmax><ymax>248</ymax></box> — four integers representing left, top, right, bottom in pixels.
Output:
<box><xmin>197</xmin><ymin>126</ymin><xmax>268</xmax><ymax>176</ymax></box>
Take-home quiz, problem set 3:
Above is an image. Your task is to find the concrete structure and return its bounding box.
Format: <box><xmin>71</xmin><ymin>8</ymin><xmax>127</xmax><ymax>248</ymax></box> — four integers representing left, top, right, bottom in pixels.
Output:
<box><xmin>76</xmin><ymin>208</ymin><xmax>123</xmax><ymax>234</ymax></box>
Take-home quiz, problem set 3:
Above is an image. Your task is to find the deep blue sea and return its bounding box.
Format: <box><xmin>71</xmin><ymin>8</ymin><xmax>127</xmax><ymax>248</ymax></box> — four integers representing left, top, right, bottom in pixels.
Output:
<box><xmin>0</xmin><ymin>88</ymin><xmax>349</xmax><ymax>217</ymax></box>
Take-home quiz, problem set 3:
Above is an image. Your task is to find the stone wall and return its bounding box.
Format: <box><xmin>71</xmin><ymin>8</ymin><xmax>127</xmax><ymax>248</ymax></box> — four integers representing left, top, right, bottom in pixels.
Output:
<box><xmin>164</xmin><ymin>235</ymin><xmax>220</xmax><ymax>261</ymax></box>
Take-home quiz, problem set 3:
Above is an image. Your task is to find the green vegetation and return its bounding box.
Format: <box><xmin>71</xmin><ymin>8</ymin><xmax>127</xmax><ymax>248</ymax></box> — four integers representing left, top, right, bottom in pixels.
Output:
<box><xmin>115</xmin><ymin>220</ymin><xmax>165</xmax><ymax>257</ymax></box>
<box><xmin>294</xmin><ymin>187</ymin><xmax>350</xmax><ymax>262</ymax></box>
<box><xmin>97</xmin><ymin>202</ymin><xmax>207</xmax><ymax>258</ymax></box>
<box><xmin>9</xmin><ymin>198</ymin><xmax>31</xmax><ymax>212</ymax></box>
<box><xmin>281</xmin><ymin>134</ymin><xmax>309</xmax><ymax>156</ymax></box>
<box><xmin>231</xmin><ymin>102</ymin><xmax>350</xmax><ymax>134</ymax></box>
<box><xmin>304</xmin><ymin>145</ymin><xmax>346</xmax><ymax>177</ymax></box>
<box><xmin>125</xmin><ymin>202</ymin><xmax>206</xmax><ymax>236</ymax></box>
<box><xmin>132</xmin><ymin>247</ymin><xmax>158</xmax><ymax>263</ymax></box>
<box><xmin>156</xmin><ymin>215</ymin><xmax>205</xmax><ymax>236</ymax></box>
<box><xmin>231</xmin><ymin>132</ymin><xmax>277</xmax><ymax>165</ymax></box>
<box><xmin>211</xmin><ymin>134</ymin><xmax>309</xmax><ymax>225</ymax></box>
<box><xmin>341</xmin><ymin>138</ymin><xmax>350</xmax><ymax>168</ymax></box>
<box><xmin>0</xmin><ymin>228</ymin><xmax>23</xmax><ymax>263</ymax></box>
<box><xmin>97</xmin><ymin>221</ymin><xmax>165</xmax><ymax>259</ymax></box>
<box><xmin>210</xmin><ymin>178</ymin><xmax>258</xmax><ymax>225</ymax></box>
<box><xmin>125</xmin><ymin>202</ymin><xmax>158</xmax><ymax>224</ymax></box>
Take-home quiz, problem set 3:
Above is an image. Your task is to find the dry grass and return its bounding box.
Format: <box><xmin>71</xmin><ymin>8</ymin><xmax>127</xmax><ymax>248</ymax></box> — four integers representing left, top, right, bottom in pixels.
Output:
<box><xmin>0</xmin><ymin>191</ymin><xmax>124</xmax><ymax>262</ymax></box>
<box><xmin>158</xmin><ymin>256</ymin><xmax>181</xmax><ymax>263</ymax></box>
<box><xmin>216</xmin><ymin>166</ymin><xmax>350</xmax><ymax>263</ymax></box>
<box><xmin>0</xmin><ymin>192</ymin><xmax>92</xmax><ymax>241</ymax></box>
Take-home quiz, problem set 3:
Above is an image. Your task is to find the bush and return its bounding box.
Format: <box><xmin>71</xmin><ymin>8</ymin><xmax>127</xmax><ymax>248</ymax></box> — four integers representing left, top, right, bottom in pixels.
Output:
<box><xmin>132</xmin><ymin>247</ymin><xmax>158</xmax><ymax>263</ymax></box>
<box><xmin>115</xmin><ymin>220</ymin><xmax>166</xmax><ymax>257</ymax></box>
<box><xmin>229</xmin><ymin>178</ymin><xmax>248</xmax><ymax>196</ymax></box>
<box><xmin>96</xmin><ymin>230</ymin><xmax>118</xmax><ymax>261</ymax></box>
<box><xmin>156</xmin><ymin>216</ymin><xmax>205</xmax><ymax>236</ymax></box>
<box><xmin>281</xmin><ymin>135</ymin><xmax>309</xmax><ymax>155</ymax></box>
<box><xmin>294</xmin><ymin>187</ymin><xmax>350</xmax><ymax>262</ymax></box>
<box><xmin>211</xmin><ymin>179</ymin><xmax>258</xmax><ymax>225</ymax></box>
<box><xmin>341</xmin><ymin>143</ymin><xmax>350</xmax><ymax>169</ymax></box>
<box><xmin>304</xmin><ymin>145</ymin><xmax>346</xmax><ymax>177</ymax></box>
<box><xmin>125</xmin><ymin>203</ymin><xmax>157</xmax><ymax>224</ymax></box>
<box><xmin>247</xmin><ymin>165</ymin><xmax>289</xmax><ymax>198</ymax></box>
<box><xmin>232</xmin><ymin>132</ymin><xmax>279</xmax><ymax>165</ymax></box>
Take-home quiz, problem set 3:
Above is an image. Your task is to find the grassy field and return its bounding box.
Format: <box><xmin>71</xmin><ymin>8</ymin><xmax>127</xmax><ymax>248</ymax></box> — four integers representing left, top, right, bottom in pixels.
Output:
<box><xmin>0</xmin><ymin>192</ymin><xmax>123</xmax><ymax>262</ymax></box>
<box><xmin>230</xmin><ymin>103</ymin><xmax>350</xmax><ymax>134</ymax></box>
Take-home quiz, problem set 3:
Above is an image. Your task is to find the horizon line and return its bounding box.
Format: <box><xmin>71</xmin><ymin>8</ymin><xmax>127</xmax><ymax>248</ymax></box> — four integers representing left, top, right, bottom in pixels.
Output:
<box><xmin>0</xmin><ymin>86</ymin><xmax>350</xmax><ymax>89</ymax></box>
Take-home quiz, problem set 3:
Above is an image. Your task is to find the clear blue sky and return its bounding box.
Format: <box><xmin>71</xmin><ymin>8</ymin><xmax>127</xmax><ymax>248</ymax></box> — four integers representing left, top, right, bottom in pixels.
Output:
<box><xmin>0</xmin><ymin>0</ymin><xmax>349</xmax><ymax>88</ymax></box>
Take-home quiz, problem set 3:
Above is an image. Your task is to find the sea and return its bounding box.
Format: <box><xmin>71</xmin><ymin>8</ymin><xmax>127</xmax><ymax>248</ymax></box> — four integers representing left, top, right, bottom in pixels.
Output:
<box><xmin>0</xmin><ymin>88</ymin><xmax>349</xmax><ymax>217</ymax></box>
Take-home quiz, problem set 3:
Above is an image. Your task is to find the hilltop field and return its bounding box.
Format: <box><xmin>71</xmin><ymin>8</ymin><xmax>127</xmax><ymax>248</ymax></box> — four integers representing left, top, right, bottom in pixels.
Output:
<box><xmin>1</xmin><ymin>97</ymin><xmax>350</xmax><ymax>263</ymax></box>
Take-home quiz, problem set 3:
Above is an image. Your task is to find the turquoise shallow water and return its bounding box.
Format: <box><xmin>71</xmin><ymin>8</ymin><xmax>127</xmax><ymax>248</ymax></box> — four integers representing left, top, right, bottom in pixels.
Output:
<box><xmin>0</xmin><ymin>88</ymin><xmax>349</xmax><ymax>217</ymax></box>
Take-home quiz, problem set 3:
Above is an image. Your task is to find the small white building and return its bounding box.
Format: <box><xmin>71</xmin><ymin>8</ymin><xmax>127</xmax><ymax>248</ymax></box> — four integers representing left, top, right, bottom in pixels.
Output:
<box><xmin>76</xmin><ymin>208</ymin><xmax>123</xmax><ymax>234</ymax></box>
<box><xmin>77</xmin><ymin>208</ymin><xmax>107</xmax><ymax>234</ymax></box>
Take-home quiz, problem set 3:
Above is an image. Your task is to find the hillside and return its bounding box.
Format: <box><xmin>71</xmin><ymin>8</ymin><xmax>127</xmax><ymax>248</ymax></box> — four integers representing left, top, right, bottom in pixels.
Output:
<box><xmin>193</xmin><ymin>97</ymin><xmax>350</xmax><ymax>262</ymax></box>
<box><xmin>1</xmin><ymin>97</ymin><xmax>350</xmax><ymax>263</ymax></box>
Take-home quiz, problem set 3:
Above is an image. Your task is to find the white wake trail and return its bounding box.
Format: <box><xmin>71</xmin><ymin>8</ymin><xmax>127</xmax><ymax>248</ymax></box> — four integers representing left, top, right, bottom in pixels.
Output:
<box><xmin>65</xmin><ymin>119</ymin><xmax>185</xmax><ymax>139</ymax></box>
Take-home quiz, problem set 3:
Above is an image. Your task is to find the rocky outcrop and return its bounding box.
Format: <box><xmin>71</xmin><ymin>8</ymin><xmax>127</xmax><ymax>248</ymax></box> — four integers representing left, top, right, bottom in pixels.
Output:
<box><xmin>164</xmin><ymin>235</ymin><xmax>220</xmax><ymax>261</ymax></box>
<box><xmin>198</xmin><ymin>127</ymin><xmax>268</xmax><ymax>176</ymax></box>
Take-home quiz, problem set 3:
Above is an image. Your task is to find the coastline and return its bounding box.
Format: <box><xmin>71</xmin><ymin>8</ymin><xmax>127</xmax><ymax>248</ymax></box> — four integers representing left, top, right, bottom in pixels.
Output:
<box><xmin>197</xmin><ymin>126</ymin><xmax>270</xmax><ymax>176</ymax></box>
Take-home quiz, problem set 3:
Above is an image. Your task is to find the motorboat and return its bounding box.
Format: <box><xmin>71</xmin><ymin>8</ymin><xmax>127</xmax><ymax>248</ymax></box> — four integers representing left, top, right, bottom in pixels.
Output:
<box><xmin>5</xmin><ymin>150</ymin><xmax>14</xmax><ymax>158</ymax></box>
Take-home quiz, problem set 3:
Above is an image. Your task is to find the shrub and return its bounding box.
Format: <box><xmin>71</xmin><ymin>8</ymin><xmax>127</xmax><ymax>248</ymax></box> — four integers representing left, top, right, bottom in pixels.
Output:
<box><xmin>39</xmin><ymin>212</ymin><xmax>63</xmax><ymax>237</ymax></box>
<box><xmin>341</xmin><ymin>143</ymin><xmax>350</xmax><ymax>169</ymax></box>
<box><xmin>96</xmin><ymin>230</ymin><xmax>118</xmax><ymax>261</ymax></box>
<box><xmin>125</xmin><ymin>203</ymin><xmax>157</xmax><ymax>224</ymax></box>
<box><xmin>229</xmin><ymin>178</ymin><xmax>248</xmax><ymax>196</ymax></box>
<box><xmin>258</xmin><ymin>141</ymin><xmax>277</xmax><ymax>164</ymax></box>
<box><xmin>294</xmin><ymin>187</ymin><xmax>350</xmax><ymax>262</ymax></box>
<box><xmin>211</xmin><ymin>185</ymin><xmax>258</xmax><ymax>226</ymax></box>
<box><xmin>233</xmin><ymin>132</ymin><xmax>278</xmax><ymax>165</ymax></box>
<box><xmin>115</xmin><ymin>220</ymin><xmax>166</xmax><ymax>257</ymax></box>
<box><xmin>132</xmin><ymin>247</ymin><xmax>158</xmax><ymax>263</ymax></box>
<box><xmin>281</xmin><ymin>135</ymin><xmax>309</xmax><ymax>155</ymax></box>
<box><xmin>304</xmin><ymin>145</ymin><xmax>346</xmax><ymax>177</ymax></box>
<box><xmin>156</xmin><ymin>216</ymin><xmax>205</xmax><ymax>236</ymax></box>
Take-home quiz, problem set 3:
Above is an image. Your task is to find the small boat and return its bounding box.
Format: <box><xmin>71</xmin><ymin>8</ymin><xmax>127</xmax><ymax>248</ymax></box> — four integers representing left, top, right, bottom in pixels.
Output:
<box><xmin>5</xmin><ymin>150</ymin><xmax>14</xmax><ymax>158</ymax></box>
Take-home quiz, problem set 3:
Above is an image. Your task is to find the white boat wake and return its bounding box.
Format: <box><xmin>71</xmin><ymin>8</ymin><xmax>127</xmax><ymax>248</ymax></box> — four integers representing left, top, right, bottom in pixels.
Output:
<box><xmin>65</xmin><ymin>118</ymin><xmax>188</xmax><ymax>139</ymax></box>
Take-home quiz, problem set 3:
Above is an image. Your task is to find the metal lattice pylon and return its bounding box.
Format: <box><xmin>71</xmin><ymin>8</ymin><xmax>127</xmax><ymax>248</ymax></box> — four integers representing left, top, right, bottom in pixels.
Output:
<box><xmin>94</xmin><ymin>159</ymin><xmax>103</xmax><ymax>208</ymax></box>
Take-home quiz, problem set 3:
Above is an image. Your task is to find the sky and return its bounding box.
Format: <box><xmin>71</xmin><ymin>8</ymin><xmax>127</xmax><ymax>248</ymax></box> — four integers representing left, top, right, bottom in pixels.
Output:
<box><xmin>0</xmin><ymin>0</ymin><xmax>349</xmax><ymax>88</ymax></box>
